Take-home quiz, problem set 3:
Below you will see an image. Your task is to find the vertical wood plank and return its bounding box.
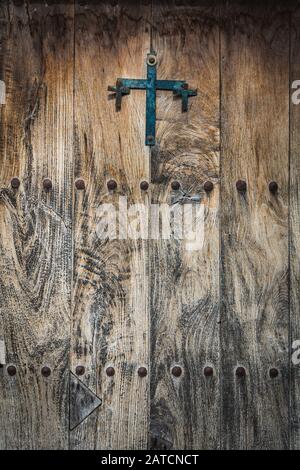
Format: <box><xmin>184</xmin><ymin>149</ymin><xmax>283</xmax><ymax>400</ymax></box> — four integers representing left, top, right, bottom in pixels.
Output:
<box><xmin>150</xmin><ymin>0</ymin><xmax>220</xmax><ymax>450</ymax></box>
<box><xmin>71</xmin><ymin>0</ymin><xmax>150</xmax><ymax>449</ymax></box>
<box><xmin>0</xmin><ymin>0</ymin><xmax>73</xmax><ymax>449</ymax></box>
<box><xmin>221</xmin><ymin>2</ymin><xmax>290</xmax><ymax>449</ymax></box>
<box><xmin>290</xmin><ymin>1</ymin><xmax>300</xmax><ymax>451</ymax></box>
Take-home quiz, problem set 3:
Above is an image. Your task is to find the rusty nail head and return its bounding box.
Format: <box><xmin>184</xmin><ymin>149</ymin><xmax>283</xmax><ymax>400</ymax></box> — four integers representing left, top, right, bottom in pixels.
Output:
<box><xmin>236</xmin><ymin>366</ymin><xmax>246</xmax><ymax>378</ymax></box>
<box><xmin>7</xmin><ymin>365</ymin><xmax>17</xmax><ymax>376</ymax></box>
<box><xmin>43</xmin><ymin>178</ymin><xmax>52</xmax><ymax>191</ymax></box>
<box><xmin>138</xmin><ymin>366</ymin><xmax>147</xmax><ymax>377</ymax></box>
<box><xmin>11</xmin><ymin>177</ymin><xmax>20</xmax><ymax>189</ymax></box>
<box><xmin>269</xmin><ymin>181</ymin><xmax>278</xmax><ymax>193</ymax></box>
<box><xmin>204</xmin><ymin>181</ymin><xmax>214</xmax><ymax>192</ymax></box>
<box><xmin>140</xmin><ymin>181</ymin><xmax>149</xmax><ymax>191</ymax></box>
<box><xmin>171</xmin><ymin>181</ymin><xmax>181</xmax><ymax>191</ymax></box>
<box><xmin>106</xmin><ymin>366</ymin><xmax>115</xmax><ymax>377</ymax></box>
<box><xmin>171</xmin><ymin>366</ymin><xmax>182</xmax><ymax>377</ymax></box>
<box><xmin>75</xmin><ymin>365</ymin><xmax>85</xmax><ymax>376</ymax></box>
<box><xmin>75</xmin><ymin>179</ymin><xmax>85</xmax><ymax>190</ymax></box>
<box><xmin>107</xmin><ymin>180</ymin><xmax>117</xmax><ymax>191</ymax></box>
<box><xmin>41</xmin><ymin>366</ymin><xmax>51</xmax><ymax>377</ymax></box>
<box><xmin>269</xmin><ymin>368</ymin><xmax>279</xmax><ymax>378</ymax></box>
<box><xmin>236</xmin><ymin>180</ymin><xmax>247</xmax><ymax>192</ymax></box>
<box><xmin>147</xmin><ymin>135</ymin><xmax>154</xmax><ymax>142</ymax></box>
<box><xmin>204</xmin><ymin>366</ymin><xmax>214</xmax><ymax>377</ymax></box>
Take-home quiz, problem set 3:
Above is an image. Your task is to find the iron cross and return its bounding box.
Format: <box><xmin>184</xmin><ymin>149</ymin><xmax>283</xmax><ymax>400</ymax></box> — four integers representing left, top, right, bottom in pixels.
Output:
<box><xmin>108</xmin><ymin>52</ymin><xmax>197</xmax><ymax>146</ymax></box>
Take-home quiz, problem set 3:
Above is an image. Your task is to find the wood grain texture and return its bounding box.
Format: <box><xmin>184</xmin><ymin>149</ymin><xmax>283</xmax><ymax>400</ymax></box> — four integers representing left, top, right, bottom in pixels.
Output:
<box><xmin>220</xmin><ymin>2</ymin><xmax>290</xmax><ymax>450</ymax></box>
<box><xmin>0</xmin><ymin>0</ymin><xmax>73</xmax><ymax>449</ymax></box>
<box><xmin>71</xmin><ymin>0</ymin><xmax>150</xmax><ymax>450</ymax></box>
<box><xmin>290</xmin><ymin>1</ymin><xmax>300</xmax><ymax>451</ymax></box>
<box><xmin>0</xmin><ymin>0</ymin><xmax>298</xmax><ymax>451</ymax></box>
<box><xmin>150</xmin><ymin>0</ymin><xmax>220</xmax><ymax>450</ymax></box>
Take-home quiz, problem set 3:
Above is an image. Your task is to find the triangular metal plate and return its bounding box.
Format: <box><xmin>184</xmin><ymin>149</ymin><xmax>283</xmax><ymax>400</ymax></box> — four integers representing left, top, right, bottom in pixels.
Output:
<box><xmin>69</xmin><ymin>372</ymin><xmax>102</xmax><ymax>431</ymax></box>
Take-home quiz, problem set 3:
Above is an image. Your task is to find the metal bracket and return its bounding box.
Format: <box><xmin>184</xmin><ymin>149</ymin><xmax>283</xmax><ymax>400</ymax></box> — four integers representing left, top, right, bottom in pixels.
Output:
<box><xmin>173</xmin><ymin>83</ymin><xmax>197</xmax><ymax>113</ymax></box>
<box><xmin>107</xmin><ymin>79</ymin><xmax>130</xmax><ymax>112</ymax></box>
<box><xmin>108</xmin><ymin>52</ymin><xmax>197</xmax><ymax>146</ymax></box>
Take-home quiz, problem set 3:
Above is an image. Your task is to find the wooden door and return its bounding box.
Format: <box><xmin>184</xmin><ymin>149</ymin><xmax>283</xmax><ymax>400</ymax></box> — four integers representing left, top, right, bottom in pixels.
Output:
<box><xmin>0</xmin><ymin>0</ymin><xmax>299</xmax><ymax>450</ymax></box>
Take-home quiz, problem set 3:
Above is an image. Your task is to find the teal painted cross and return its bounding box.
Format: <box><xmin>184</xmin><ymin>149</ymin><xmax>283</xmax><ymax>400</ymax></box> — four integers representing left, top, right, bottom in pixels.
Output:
<box><xmin>108</xmin><ymin>52</ymin><xmax>197</xmax><ymax>146</ymax></box>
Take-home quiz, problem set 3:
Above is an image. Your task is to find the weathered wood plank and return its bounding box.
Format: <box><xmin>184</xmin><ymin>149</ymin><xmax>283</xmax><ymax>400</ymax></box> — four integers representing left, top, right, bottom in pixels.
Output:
<box><xmin>220</xmin><ymin>2</ymin><xmax>290</xmax><ymax>449</ymax></box>
<box><xmin>290</xmin><ymin>1</ymin><xmax>300</xmax><ymax>451</ymax></box>
<box><xmin>71</xmin><ymin>0</ymin><xmax>150</xmax><ymax>449</ymax></box>
<box><xmin>150</xmin><ymin>0</ymin><xmax>220</xmax><ymax>450</ymax></box>
<box><xmin>0</xmin><ymin>0</ymin><xmax>73</xmax><ymax>449</ymax></box>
